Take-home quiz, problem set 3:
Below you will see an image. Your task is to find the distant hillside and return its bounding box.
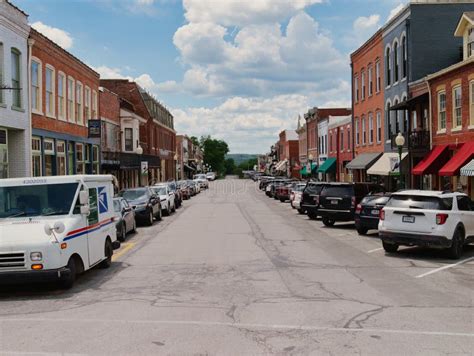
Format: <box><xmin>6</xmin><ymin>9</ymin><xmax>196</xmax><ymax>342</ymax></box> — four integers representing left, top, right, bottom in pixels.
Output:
<box><xmin>226</xmin><ymin>154</ymin><xmax>258</xmax><ymax>165</ymax></box>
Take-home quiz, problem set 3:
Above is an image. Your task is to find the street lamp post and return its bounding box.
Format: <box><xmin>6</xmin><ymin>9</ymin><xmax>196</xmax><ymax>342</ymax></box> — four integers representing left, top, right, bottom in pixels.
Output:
<box><xmin>308</xmin><ymin>153</ymin><xmax>314</xmax><ymax>180</ymax></box>
<box><xmin>136</xmin><ymin>145</ymin><xmax>143</xmax><ymax>187</ymax></box>
<box><xmin>395</xmin><ymin>132</ymin><xmax>405</xmax><ymax>190</ymax></box>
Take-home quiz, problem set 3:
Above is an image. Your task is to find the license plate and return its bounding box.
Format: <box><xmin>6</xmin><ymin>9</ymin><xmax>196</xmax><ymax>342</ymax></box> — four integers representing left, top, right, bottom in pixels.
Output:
<box><xmin>331</xmin><ymin>200</ymin><xmax>338</xmax><ymax>205</ymax></box>
<box><xmin>371</xmin><ymin>209</ymin><xmax>379</xmax><ymax>216</ymax></box>
<box><xmin>402</xmin><ymin>215</ymin><xmax>415</xmax><ymax>223</ymax></box>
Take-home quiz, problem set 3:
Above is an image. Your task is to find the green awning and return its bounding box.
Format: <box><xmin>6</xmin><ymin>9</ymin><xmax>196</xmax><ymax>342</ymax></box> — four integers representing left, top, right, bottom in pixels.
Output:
<box><xmin>300</xmin><ymin>166</ymin><xmax>307</xmax><ymax>175</ymax></box>
<box><xmin>310</xmin><ymin>162</ymin><xmax>318</xmax><ymax>172</ymax></box>
<box><xmin>317</xmin><ymin>157</ymin><xmax>337</xmax><ymax>174</ymax></box>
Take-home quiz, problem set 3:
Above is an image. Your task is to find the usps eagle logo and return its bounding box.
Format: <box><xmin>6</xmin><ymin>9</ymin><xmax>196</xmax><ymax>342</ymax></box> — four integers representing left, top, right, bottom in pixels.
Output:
<box><xmin>98</xmin><ymin>187</ymin><xmax>108</xmax><ymax>213</ymax></box>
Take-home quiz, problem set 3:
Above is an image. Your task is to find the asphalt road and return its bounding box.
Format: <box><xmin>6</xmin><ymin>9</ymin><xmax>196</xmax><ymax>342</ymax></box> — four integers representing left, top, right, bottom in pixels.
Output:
<box><xmin>0</xmin><ymin>178</ymin><xmax>473</xmax><ymax>355</ymax></box>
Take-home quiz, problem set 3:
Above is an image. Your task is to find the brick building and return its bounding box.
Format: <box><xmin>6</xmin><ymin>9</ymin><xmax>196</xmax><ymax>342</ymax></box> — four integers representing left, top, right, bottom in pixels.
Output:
<box><xmin>328</xmin><ymin>115</ymin><xmax>352</xmax><ymax>182</ymax></box>
<box><xmin>176</xmin><ymin>135</ymin><xmax>201</xmax><ymax>179</ymax></box>
<box><xmin>30</xmin><ymin>28</ymin><xmax>100</xmax><ymax>177</ymax></box>
<box><xmin>274</xmin><ymin>130</ymin><xmax>299</xmax><ymax>177</ymax></box>
<box><xmin>0</xmin><ymin>0</ymin><xmax>31</xmax><ymax>178</ymax></box>
<box><xmin>100</xmin><ymin>79</ymin><xmax>176</xmax><ymax>183</ymax></box>
<box><xmin>413</xmin><ymin>12</ymin><xmax>474</xmax><ymax>198</ymax></box>
<box><xmin>347</xmin><ymin>29</ymin><xmax>384</xmax><ymax>182</ymax></box>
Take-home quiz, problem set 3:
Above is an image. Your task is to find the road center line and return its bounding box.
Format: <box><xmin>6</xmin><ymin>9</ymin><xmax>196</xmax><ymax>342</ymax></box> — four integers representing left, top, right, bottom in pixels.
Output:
<box><xmin>367</xmin><ymin>247</ymin><xmax>383</xmax><ymax>253</ymax></box>
<box><xmin>415</xmin><ymin>257</ymin><xmax>474</xmax><ymax>278</ymax></box>
<box><xmin>112</xmin><ymin>242</ymin><xmax>136</xmax><ymax>261</ymax></box>
<box><xmin>0</xmin><ymin>317</ymin><xmax>473</xmax><ymax>338</ymax></box>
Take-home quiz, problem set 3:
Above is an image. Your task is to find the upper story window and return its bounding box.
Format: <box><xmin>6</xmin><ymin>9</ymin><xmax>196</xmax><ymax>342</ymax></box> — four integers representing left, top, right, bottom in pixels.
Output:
<box><xmin>92</xmin><ymin>90</ymin><xmax>98</xmax><ymax>119</ymax></box>
<box><xmin>124</xmin><ymin>127</ymin><xmax>134</xmax><ymax>151</ymax></box>
<box><xmin>11</xmin><ymin>49</ymin><xmax>22</xmax><ymax>109</ymax></box>
<box><xmin>393</xmin><ymin>41</ymin><xmax>399</xmax><ymax>83</ymax></box>
<box><xmin>76</xmin><ymin>82</ymin><xmax>83</xmax><ymax>125</ymax></box>
<box><xmin>468</xmin><ymin>28</ymin><xmax>474</xmax><ymax>58</ymax></box>
<box><xmin>362</xmin><ymin>115</ymin><xmax>366</xmax><ymax>145</ymax></box>
<box><xmin>329</xmin><ymin>133</ymin><xmax>333</xmax><ymax>152</ymax></box>
<box><xmin>0</xmin><ymin>43</ymin><xmax>4</xmax><ymax>104</ymax></box>
<box><xmin>340</xmin><ymin>130</ymin><xmax>344</xmax><ymax>151</ymax></box>
<box><xmin>438</xmin><ymin>91</ymin><xmax>446</xmax><ymax>130</ymax></box>
<box><xmin>85</xmin><ymin>86</ymin><xmax>91</xmax><ymax>121</ymax></box>
<box><xmin>369</xmin><ymin>112</ymin><xmax>374</xmax><ymax>144</ymax></box>
<box><xmin>347</xmin><ymin>128</ymin><xmax>351</xmax><ymax>150</ymax></box>
<box><xmin>402</xmin><ymin>36</ymin><xmax>407</xmax><ymax>79</ymax></box>
<box><xmin>386</xmin><ymin>102</ymin><xmax>392</xmax><ymax>136</ymax></box>
<box><xmin>453</xmin><ymin>86</ymin><xmax>462</xmax><ymax>128</ymax></box>
<box><xmin>67</xmin><ymin>77</ymin><xmax>75</xmax><ymax>122</ymax></box>
<box><xmin>31</xmin><ymin>60</ymin><xmax>41</xmax><ymax>113</ymax></box>
<box><xmin>355</xmin><ymin>118</ymin><xmax>360</xmax><ymax>146</ymax></box>
<box><xmin>376</xmin><ymin>111</ymin><xmax>382</xmax><ymax>143</ymax></box>
<box><xmin>368</xmin><ymin>65</ymin><xmax>373</xmax><ymax>97</ymax></box>
<box><xmin>470</xmin><ymin>81</ymin><xmax>474</xmax><ymax>126</ymax></box>
<box><xmin>58</xmin><ymin>72</ymin><xmax>66</xmax><ymax>120</ymax></box>
<box><xmin>354</xmin><ymin>76</ymin><xmax>359</xmax><ymax>102</ymax></box>
<box><xmin>361</xmin><ymin>70</ymin><xmax>366</xmax><ymax>100</ymax></box>
<box><xmin>45</xmin><ymin>66</ymin><xmax>55</xmax><ymax>117</ymax></box>
<box><xmin>375</xmin><ymin>61</ymin><xmax>381</xmax><ymax>93</ymax></box>
<box><xmin>385</xmin><ymin>47</ymin><xmax>391</xmax><ymax>87</ymax></box>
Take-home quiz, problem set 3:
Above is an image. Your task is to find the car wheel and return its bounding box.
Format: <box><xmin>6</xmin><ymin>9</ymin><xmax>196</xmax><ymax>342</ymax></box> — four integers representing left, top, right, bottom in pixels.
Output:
<box><xmin>297</xmin><ymin>209</ymin><xmax>305</xmax><ymax>215</ymax></box>
<box><xmin>131</xmin><ymin>218</ymin><xmax>136</xmax><ymax>233</ymax></box>
<box><xmin>165</xmin><ymin>204</ymin><xmax>170</xmax><ymax>216</ymax></box>
<box><xmin>279</xmin><ymin>198</ymin><xmax>285</xmax><ymax>203</ymax></box>
<box><xmin>146</xmin><ymin>209</ymin><xmax>154</xmax><ymax>226</ymax></box>
<box><xmin>172</xmin><ymin>202</ymin><xmax>176</xmax><ymax>213</ymax></box>
<box><xmin>59</xmin><ymin>257</ymin><xmax>77</xmax><ymax>289</ymax></box>
<box><xmin>99</xmin><ymin>239</ymin><xmax>113</xmax><ymax>269</ymax></box>
<box><xmin>357</xmin><ymin>227</ymin><xmax>368</xmax><ymax>236</ymax></box>
<box><xmin>322</xmin><ymin>217</ymin><xmax>336</xmax><ymax>227</ymax></box>
<box><xmin>448</xmin><ymin>229</ymin><xmax>464</xmax><ymax>260</ymax></box>
<box><xmin>118</xmin><ymin>222</ymin><xmax>126</xmax><ymax>242</ymax></box>
<box><xmin>156</xmin><ymin>207</ymin><xmax>162</xmax><ymax>221</ymax></box>
<box><xmin>382</xmin><ymin>241</ymin><xmax>399</xmax><ymax>253</ymax></box>
<box><xmin>307</xmin><ymin>211</ymin><xmax>318</xmax><ymax>220</ymax></box>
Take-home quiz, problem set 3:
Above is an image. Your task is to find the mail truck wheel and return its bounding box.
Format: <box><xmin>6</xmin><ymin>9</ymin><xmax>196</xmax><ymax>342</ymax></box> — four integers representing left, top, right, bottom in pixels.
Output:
<box><xmin>99</xmin><ymin>239</ymin><xmax>113</xmax><ymax>269</ymax></box>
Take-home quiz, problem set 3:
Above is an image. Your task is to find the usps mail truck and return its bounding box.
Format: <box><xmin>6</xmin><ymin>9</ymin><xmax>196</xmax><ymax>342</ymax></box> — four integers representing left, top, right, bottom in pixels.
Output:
<box><xmin>0</xmin><ymin>175</ymin><xmax>119</xmax><ymax>289</ymax></box>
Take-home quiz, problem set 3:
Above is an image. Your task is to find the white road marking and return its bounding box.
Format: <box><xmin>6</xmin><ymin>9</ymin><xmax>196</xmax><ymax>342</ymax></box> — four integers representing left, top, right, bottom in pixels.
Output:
<box><xmin>1</xmin><ymin>318</ymin><xmax>473</xmax><ymax>338</ymax></box>
<box><xmin>367</xmin><ymin>247</ymin><xmax>384</xmax><ymax>253</ymax></box>
<box><xmin>415</xmin><ymin>257</ymin><xmax>474</xmax><ymax>278</ymax></box>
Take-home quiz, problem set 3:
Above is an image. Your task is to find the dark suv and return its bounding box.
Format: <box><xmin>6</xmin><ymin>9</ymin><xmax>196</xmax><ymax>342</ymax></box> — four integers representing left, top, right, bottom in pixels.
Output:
<box><xmin>301</xmin><ymin>182</ymin><xmax>328</xmax><ymax>220</ymax></box>
<box><xmin>318</xmin><ymin>183</ymin><xmax>385</xmax><ymax>227</ymax></box>
<box><xmin>354</xmin><ymin>193</ymin><xmax>391</xmax><ymax>235</ymax></box>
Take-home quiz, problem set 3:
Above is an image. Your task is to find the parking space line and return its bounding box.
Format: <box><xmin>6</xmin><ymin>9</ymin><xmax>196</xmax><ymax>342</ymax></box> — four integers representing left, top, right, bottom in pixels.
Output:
<box><xmin>112</xmin><ymin>242</ymin><xmax>136</xmax><ymax>261</ymax></box>
<box><xmin>415</xmin><ymin>257</ymin><xmax>474</xmax><ymax>278</ymax></box>
<box><xmin>367</xmin><ymin>247</ymin><xmax>383</xmax><ymax>253</ymax></box>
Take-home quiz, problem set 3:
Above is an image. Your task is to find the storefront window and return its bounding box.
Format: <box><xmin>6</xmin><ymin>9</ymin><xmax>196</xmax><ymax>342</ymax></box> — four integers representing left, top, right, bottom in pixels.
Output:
<box><xmin>0</xmin><ymin>129</ymin><xmax>8</xmax><ymax>178</ymax></box>
<box><xmin>57</xmin><ymin>140</ymin><xmax>66</xmax><ymax>176</ymax></box>
<box><xmin>43</xmin><ymin>138</ymin><xmax>55</xmax><ymax>176</ymax></box>
<box><xmin>68</xmin><ymin>142</ymin><xmax>74</xmax><ymax>175</ymax></box>
<box><xmin>32</xmin><ymin>136</ymin><xmax>42</xmax><ymax>177</ymax></box>
<box><xmin>92</xmin><ymin>145</ymin><xmax>99</xmax><ymax>174</ymax></box>
<box><xmin>76</xmin><ymin>143</ymin><xmax>85</xmax><ymax>174</ymax></box>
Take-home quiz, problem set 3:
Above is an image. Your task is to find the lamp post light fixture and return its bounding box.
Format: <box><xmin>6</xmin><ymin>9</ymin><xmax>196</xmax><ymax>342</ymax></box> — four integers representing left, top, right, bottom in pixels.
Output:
<box><xmin>136</xmin><ymin>145</ymin><xmax>144</xmax><ymax>186</ymax></box>
<box><xmin>395</xmin><ymin>132</ymin><xmax>405</xmax><ymax>190</ymax></box>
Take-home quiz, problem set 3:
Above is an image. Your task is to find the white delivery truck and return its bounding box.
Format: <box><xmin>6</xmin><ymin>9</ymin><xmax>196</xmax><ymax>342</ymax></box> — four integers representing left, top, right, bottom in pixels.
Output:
<box><xmin>0</xmin><ymin>175</ymin><xmax>120</xmax><ymax>289</ymax></box>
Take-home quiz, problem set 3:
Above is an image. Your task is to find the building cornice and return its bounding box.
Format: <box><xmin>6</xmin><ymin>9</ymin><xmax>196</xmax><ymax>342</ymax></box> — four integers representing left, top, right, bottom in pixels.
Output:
<box><xmin>426</xmin><ymin>56</ymin><xmax>474</xmax><ymax>81</ymax></box>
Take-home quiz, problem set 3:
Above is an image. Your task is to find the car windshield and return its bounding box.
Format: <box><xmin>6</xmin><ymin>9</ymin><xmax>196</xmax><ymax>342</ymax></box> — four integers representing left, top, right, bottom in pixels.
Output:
<box><xmin>119</xmin><ymin>189</ymin><xmax>148</xmax><ymax>201</ymax></box>
<box><xmin>0</xmin><ymin>182</ymin><xmax>79</xmax><ymax>218</ymax></box>
<box><xmin>294</xmin><ymin>184</ymin><xmax>306</xmax><ymax>192</ymax></box>
<box><xmin>321</xmin><ymin>185</ymin><xmax>353</xmax><ymax>197</ymax></box>
<box><xmin>386</xmin><ymin>195</ymin><xmax>453</xmax><ymax>210</ymax></box>
<box><xmin>153</xmin><ymin>187</ymin><xmax>167</xmax><ymax>195</ymax></box>
<box><xmin>113</xmin><ymin>200</ymin><xmax>121</xmax><ymax>212</ymax></box>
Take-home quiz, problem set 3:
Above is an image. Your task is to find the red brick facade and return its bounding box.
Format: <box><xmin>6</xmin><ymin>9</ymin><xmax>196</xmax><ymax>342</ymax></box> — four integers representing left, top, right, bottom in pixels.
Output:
<box><xmin>328</xmin><ymin>117</ymin><xmax>352</xmax><ymax>182</ymax></box>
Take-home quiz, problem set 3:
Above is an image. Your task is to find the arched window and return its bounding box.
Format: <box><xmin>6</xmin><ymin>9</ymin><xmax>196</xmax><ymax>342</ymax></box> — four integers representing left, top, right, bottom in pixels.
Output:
<box><xmin>394</xmin><ymin>99</ymin><xmax>400</xmax><ymax>134</ymax></box>
<box><xmin>402</xmin><ymin>36</ymin><xmax>407</xmax><ymax>79</ymax></box>
<box><xmin>385</xmin><ymin>47</ymin><xmax>391</xmax><ymax>86</ymax></box>
<box><xmin>386</xmin><ymin>101</ymin><xmax>392</xmax><ymax>137</ymax></box>
<box><xmin>401</xmin><ymin>95</ymin><xmax>408</xmax><ymax>132</ymax></box>
<box><xmin>11</xmin><ymin>48</ymin><xmax>22</xmax><ymax>108</ymax></box>
<box><xmin>393</xmin><ymin>40</ymin><xmax>399</xmax><ymax>83</ymax></box>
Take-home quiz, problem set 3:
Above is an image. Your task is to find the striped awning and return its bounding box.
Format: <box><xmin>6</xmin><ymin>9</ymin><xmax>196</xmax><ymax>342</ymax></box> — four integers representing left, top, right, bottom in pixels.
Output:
<box><xmin>460</xmin><ymin>159</ymin><xmax>474</xmax><ymax>176</ymax></box>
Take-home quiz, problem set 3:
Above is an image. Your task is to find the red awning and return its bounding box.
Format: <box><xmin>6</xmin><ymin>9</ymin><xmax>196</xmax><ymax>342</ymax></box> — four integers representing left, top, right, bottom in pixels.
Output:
<box><xmin>439</xmin><ymin>142</ymin><xmax>474</xmax><ymax>176</ymax></box>
<box><xmin>412</xmin><ymin>145</ymin><xmax>450</xmax><ymax>176</ymax></box>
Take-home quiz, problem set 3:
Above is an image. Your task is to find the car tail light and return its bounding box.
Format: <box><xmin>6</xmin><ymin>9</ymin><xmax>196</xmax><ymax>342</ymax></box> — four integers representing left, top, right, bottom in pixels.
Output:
<box><xmin>436</xmin><ymin>213</ymin><xmax>448</xmax><ymax>225</ymax></box>
<box><xmin>379</xmin><ymin>209</ymin><xmax>385</xmax><ymax>221</ymax></box>
<box><xmin>351</xmin><ymin>196</ymin><xmax>356</xmax><ymax>208</ymax></box>
<box><xmin>355</xmin><ymin>204</ymin><xmax>362</xmax><ymax>214</ymax></box>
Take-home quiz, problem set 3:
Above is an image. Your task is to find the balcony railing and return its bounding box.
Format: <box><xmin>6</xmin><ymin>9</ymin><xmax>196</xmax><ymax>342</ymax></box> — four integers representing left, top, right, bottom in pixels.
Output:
<box><xmin>390</xmin><ymin>130</ymin><xmax>430</xmax><ymax>150</ymax></box>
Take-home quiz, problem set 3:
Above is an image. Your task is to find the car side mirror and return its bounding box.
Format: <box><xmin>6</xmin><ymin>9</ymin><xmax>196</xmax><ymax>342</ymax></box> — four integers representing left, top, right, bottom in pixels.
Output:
<box><xmin>79</xmin><ymin>190</ymin><xmax>89</xmax><ymax>205</ymax></box>
<box><xmin>80</xmin><ymin>205</ymin><xmax>90</xmax><ymax>215</ymax></box>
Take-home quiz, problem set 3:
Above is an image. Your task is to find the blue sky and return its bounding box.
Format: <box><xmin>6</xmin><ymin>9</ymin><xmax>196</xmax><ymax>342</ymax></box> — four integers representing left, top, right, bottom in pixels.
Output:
<box><xmin>14</xmin><ymin>0</ymin><xmax>407</xmax><ymax>154</ymax></box>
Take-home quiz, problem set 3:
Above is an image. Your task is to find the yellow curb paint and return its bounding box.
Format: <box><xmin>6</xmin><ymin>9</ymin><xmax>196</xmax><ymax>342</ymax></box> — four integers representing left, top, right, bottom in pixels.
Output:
<box><xmin>112</xmin><ymin>242</ymin><xmax>136</xmax><ymax>261</ymax></box>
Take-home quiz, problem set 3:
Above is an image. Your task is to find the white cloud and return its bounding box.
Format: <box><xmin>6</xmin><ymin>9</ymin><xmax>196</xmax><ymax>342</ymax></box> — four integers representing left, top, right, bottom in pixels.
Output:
<box><xmin>136</xmin><ymin>0</ymin><xmax>154</xmax><ymax>5</ymax></box>
<box><xmin>388</xmin><ymin>3</ymin><xmax>405</xmax><ymax>21</ymax></box>
<box><xmin>93</xmin><ymin>65</ymin><xmax>132</xmax><ymax>80</ymax></box>
<box><xmin>183</xmin><ymin>0</ymin><xmax>323</xmax><ymax>27</ymax></box>
<box><xmin>354</xmin><ymin>14</ymin><xmax>380</xmax><ymax>31</ymax></box>
<box><xmin>348</xmin><ymin>14</ymin><xmax>381</xmax><ymax>48</ymax></box>
<box><xmin>31</xmin><ymin>21</ymin><xmax>73</xmax><ymax>49</ymax></box>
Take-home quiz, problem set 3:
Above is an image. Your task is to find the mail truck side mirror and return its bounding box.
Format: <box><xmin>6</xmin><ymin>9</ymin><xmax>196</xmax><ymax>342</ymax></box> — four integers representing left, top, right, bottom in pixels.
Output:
<box><xmin>79</xmin><ymin>190</ymin><xmax>89</xmax><ymax>205</ymax></box>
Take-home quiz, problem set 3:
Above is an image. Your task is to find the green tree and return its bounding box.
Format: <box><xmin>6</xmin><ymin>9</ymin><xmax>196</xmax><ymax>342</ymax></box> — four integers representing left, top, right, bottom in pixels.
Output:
<box><xmin>201</xmin><ymin>136</ymin><xmax>230</xmax><ymax>175</ymax></box>
<box><xmin>190</xmin><ymin>136</ymin><xmax>200</xmax><ymax>148</ymax></box>
<box><xmin>224</xmin><ymin>158</ymin><xmax>236</xmax><ymax>175</ymax></box>
<box><xmin>238</xmin><ymin>158</ymin><xmax>258</xmax><ymax>171</ymax></box>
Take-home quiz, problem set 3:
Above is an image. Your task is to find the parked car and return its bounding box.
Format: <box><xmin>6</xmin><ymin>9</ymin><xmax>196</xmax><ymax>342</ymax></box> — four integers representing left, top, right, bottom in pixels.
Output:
<box><xmin>270</xmin><ymin>180</ymin><xmax>290</xmax><ymax>199</ymax></box>
<box><xmin>354</xmin><ymin>193</ymin><xmax>391</xmax><ymax>235</ymax></box>
<box><xmin>119</xmin><ymin>187</ymin><xmax>161</xmax><ymax>226</ymax></box>
<box><xmin>206</xmin><ymin>172</ymin><xmax>216</xmax><ymax>181</ymax></box>
<box><xmin>193</xmin><ymin>174</ymin><xmax>209</xmax><ymax>189</ymax></box>
<box><xmin>317</xmin><ymin>183</ymin><xmax>385</xmax><ymax>227</ymax></box>
<box><xmin>167</xmin><ymin>181</ymin><xmax>182</xmax><ymax>208</ymax></box>
<box><xmin>275</xmin><ymin>181</ymin><xmax>301</xmax><ymax>202</ymax></box>
<box><xmin>151</xmin><ymin>184</ymin><xmax>176</xmax><ymax>216</ymax></box>
<box><xmin>301</xmin><ymin>182</ymin><xmax>328</xmax><ymax>219</ymax></box>
<box><xmin>259</xmin><ymin>177</ymin><xmax>275</xmax><ymax>190</ymax></box>
<box><xmin>290</xmin><ymin>183</ymin><xmax>307</xmax><ymax>212</ymax></box>
<box><xmin>113</xmin><ymin>197</ymin><xmax>136</xmax><ymax>241</ymax></box>
<box><xmin>190</xmin><ymin>180</ymin><xmax>201</xmax><ymax>193</ymax></box>
<box><xmin>177</xmin><ymin>180</ymin><xmax>192</xmax><ymax>200</ymax></box>
<box><xmin>379</xmin><ymin>190</ymin><xmax>474</xmax><ymax>259</ymax></box>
